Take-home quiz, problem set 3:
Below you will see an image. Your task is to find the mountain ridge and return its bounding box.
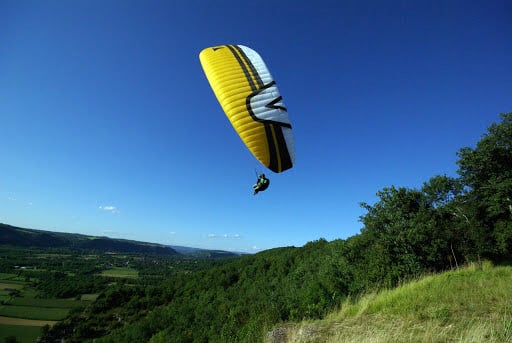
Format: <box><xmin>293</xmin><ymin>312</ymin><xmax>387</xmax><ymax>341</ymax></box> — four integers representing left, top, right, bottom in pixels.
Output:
<box><xmin>0</xmin><ymin>223</ymin><xmax>242</xmax><ymax>257</ymax></box>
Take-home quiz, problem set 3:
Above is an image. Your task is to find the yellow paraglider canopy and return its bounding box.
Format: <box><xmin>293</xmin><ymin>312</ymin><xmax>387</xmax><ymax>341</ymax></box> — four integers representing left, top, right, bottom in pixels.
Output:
<box><xmin>199</xmin><ymin>45</ymin><xmax>295</xmax><ymax>173</ymax></box>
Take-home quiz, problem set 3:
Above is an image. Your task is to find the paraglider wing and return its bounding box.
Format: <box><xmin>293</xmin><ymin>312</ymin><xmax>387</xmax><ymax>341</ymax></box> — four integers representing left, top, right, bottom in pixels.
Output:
<box><xmin>199</xmin><ymin>45</ymin><xmax>295</xmax><ymax>173</ymax></box>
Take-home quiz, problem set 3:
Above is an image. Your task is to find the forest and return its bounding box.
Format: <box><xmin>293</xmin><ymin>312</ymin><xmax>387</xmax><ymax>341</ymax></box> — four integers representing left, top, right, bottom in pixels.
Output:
<box><xmin>3</xmin><ymin>112</ymin><xmax>511</xmax><ymax>342</ymax></box>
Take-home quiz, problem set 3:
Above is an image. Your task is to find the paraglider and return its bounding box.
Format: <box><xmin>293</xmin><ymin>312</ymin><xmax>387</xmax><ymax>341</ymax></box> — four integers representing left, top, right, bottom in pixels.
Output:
<box><xmin>199</xmin><ymin>45</ymin><xmax>295</xmax><ymax>194</ymax></box>
<box><xmin>253</xmin><ymin>173</ymin><xmax>270</xmax><ymax>195</ymax></box>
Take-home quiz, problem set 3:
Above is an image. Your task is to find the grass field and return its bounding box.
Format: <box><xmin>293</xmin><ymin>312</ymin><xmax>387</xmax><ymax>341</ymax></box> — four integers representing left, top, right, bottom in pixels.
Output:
<box><xmin>0</xmin><ymin>305</ymin><xmax>69</xmax><ymax>321</ymax></box>
<box><xmin>0</xmin><ymin>273</ymin><xmax>16</xmax><ymax>280</ymax></box>
<box><xmin>270</xmin><ymin>263</ymin><xmax>512</xmax><ymax>343</ymax></box>
<box><xmin>101</xmin><ymin>267</ymin><xmax>139</xmax><ymax>278</ymax></box>
<box><xmin>0</xmin><ymin>316</ymin><xmax>57</xmax><ymax>326</ymax></box>
<box><xmin>81</xmin><ymin>293</ymin><xmax>99</xmax><ymax>301</ymax></box>
<box><xmin>0</xmin><ymin>282</ymin><xmax>24</xmax><ymax>290</ymax></box>
<box><xmin>8</xmin><ymin>297</ymin><xmax>85</xmax><ymax>308</ymax></box>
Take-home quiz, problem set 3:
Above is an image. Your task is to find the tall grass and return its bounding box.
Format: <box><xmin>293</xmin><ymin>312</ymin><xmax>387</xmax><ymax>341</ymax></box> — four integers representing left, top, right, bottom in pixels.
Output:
<box><xmin>270</xmin><ymin>263</ymin><xmax>512</xmax><ymax>343</ymax></box>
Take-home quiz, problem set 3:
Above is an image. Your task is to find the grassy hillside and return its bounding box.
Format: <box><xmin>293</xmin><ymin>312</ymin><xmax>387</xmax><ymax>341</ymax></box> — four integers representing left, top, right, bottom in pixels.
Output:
<box><xmin>268</xmin><ymin>262</ymin><xmax>512</xmax><ymax>343</ymax></box>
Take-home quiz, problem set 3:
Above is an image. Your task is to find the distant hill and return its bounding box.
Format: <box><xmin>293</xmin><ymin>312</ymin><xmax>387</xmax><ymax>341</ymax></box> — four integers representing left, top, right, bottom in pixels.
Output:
<box><xmin>0</xmin><ymin>223</ymin><xmax>179</xmax><ymax>255</ymax></box>
<box><xmin>170</xmin><ymin>245</ymin><xmax>247</xmax><ymax>258</ymax></box>
<box><xmin>0</xmin><ymin>223</ymin><xmax>243</xmax><ymax>258</ymax></box>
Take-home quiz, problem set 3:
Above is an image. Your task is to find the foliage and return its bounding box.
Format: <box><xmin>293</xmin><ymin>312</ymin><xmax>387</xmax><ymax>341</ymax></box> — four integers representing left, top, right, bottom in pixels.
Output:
<box><xmin>33</xmin><ymin>113</ymin><xmax>512</xmax><ymax>341</ymax></box>
<box><xmin>456</xmin><ymin>113</ymin><xmax>512</xmax><ymax>261</ymax></box>
<box><xmin>0</xmin><ymin>326</ymin><xmax>41</xmax><ymax>343</ymax></box>
<box><xmin>34</xmin><ymin>271</ymin><xmax>108</xmax><ymax>298</ymax></box>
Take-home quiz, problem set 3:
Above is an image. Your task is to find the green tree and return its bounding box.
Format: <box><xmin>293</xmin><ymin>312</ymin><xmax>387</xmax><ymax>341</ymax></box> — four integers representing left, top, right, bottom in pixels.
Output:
<box><xmin>420</xmin><ymin>175</ymin><xmax>469</xmax><ymax>268</ymax></box>
<box><xmin>358</xmin><ymin>186</ymin><xmax>431</xmax><ymax>286</ymax></box>
<box><xmin>456</xmin><ymin>112</ymin><xmax>512</xmax><ymax>260</ymax></box>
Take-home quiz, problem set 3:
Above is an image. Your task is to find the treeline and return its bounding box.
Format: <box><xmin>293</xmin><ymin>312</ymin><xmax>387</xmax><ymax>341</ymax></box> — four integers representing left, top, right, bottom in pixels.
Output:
<box><xmin>43</xmin><ymin>113</ymin><xmax>511</xmax><ymax>342</ymax></box>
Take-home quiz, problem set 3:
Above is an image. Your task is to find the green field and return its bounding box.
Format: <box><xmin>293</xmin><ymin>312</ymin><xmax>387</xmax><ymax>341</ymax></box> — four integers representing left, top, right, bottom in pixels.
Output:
<box><xmin>0</xmin><ymin>324</ymin><xmax>42</xmax><ymax>343</ymax></box>
<box><xmin>0</xmin><ymin>274</ymin><xmax>90</xmax><ymax>343</ymax></box>
<box><xmin>81</xmin><ymin>293</ymin><xmax>99</xmax><ymax>301</ymax></box>
<box><xmin>0</xmin><ymin>305</ymin><xmax>69</xmax><ymax>321</ymax></box>
<box><xmin>0</xmin><ymin>273</ymin><xmax>16</xmax><ymax>280</ymax></box>
<box><xmin>0</xmin><ymin>282</ymin><xmax>24</xmax><ymax>290</ymax></box>
<box><xmin>8</xmin><ymin>297</ymin><xmax>85</xmax><ymax>308</ymax></box>
<box><xmin>101</xmin><ymin>267</ymin><xmax>139</xmax><ymax>278</ymax></box>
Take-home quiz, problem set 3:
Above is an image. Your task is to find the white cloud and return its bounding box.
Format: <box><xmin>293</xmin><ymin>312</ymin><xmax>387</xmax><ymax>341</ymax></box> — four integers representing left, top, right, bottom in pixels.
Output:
<box><xmin>99</xmin><ymin>205</ymin><xmax>119</xmax><ymax>214</ymax></box>
<box><xmin>207</xmin><ymin>233</ymin><xmax>242</xmax><ymax>239</ymax></box>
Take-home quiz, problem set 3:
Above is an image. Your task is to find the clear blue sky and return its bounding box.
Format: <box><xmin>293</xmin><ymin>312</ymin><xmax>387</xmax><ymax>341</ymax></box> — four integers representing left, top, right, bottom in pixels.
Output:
<box><xmin>1</xmin><ymin>0</ymin><xmax>511</xmax><ymax>252</ymax></box>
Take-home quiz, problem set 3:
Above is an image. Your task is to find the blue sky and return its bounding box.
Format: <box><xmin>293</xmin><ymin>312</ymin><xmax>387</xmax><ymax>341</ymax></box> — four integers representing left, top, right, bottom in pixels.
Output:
<box><xmin>1</xmin><ymin>0</ymin><xmax>511</xmax><ymax>253</ymax></box>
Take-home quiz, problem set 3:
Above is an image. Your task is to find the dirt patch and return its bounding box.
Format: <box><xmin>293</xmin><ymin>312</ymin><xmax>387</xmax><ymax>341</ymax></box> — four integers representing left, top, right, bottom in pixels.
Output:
<box><xmin>0</xmin><ymin>316</ymin><xmax>57</xmax><ymax>327</ymax></box>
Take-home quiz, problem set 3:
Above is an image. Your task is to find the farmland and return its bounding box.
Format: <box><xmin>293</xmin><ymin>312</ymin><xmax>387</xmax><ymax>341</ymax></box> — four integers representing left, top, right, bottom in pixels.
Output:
<box><xmin>0</xmin><ymin>271</ymin><xmax>92</xmax><ymax>342</ymax></box>
<box><xmin>100</xmin><ymin>266</ymin><xmax>139</xmax><ymax>278</ymax></box>
<box><xmin>0</xmin><ymin>247</ymin><xmax>125</xmax><ymax>342</ymax></box>
<box><xmin>0</xmin><ymin>240</ymin><xmax>236</xmax><ymax>342</ymax></box>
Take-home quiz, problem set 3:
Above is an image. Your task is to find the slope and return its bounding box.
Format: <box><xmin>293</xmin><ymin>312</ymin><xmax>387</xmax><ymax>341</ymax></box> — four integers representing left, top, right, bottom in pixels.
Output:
<box><xmin>268</xmin><ymin>262</ymin><xmax>512</xmax><ymax>343</ymax></box>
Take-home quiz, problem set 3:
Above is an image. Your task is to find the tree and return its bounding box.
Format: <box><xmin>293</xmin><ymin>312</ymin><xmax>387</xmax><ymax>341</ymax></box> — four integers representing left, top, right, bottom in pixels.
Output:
<box><xmin>358</xmin><ymin>186</ymin><xmax>434</xmax><ymax>287</ymax></box>
<box><xmin>420</xmin><ymin>175</ymin><xmax>471</xmax><ymax>267</ymax></box>
<box><xmin>456</xmin><ymin>112</ymin><xmax>512</xmax><ymax>260</ymax></box>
